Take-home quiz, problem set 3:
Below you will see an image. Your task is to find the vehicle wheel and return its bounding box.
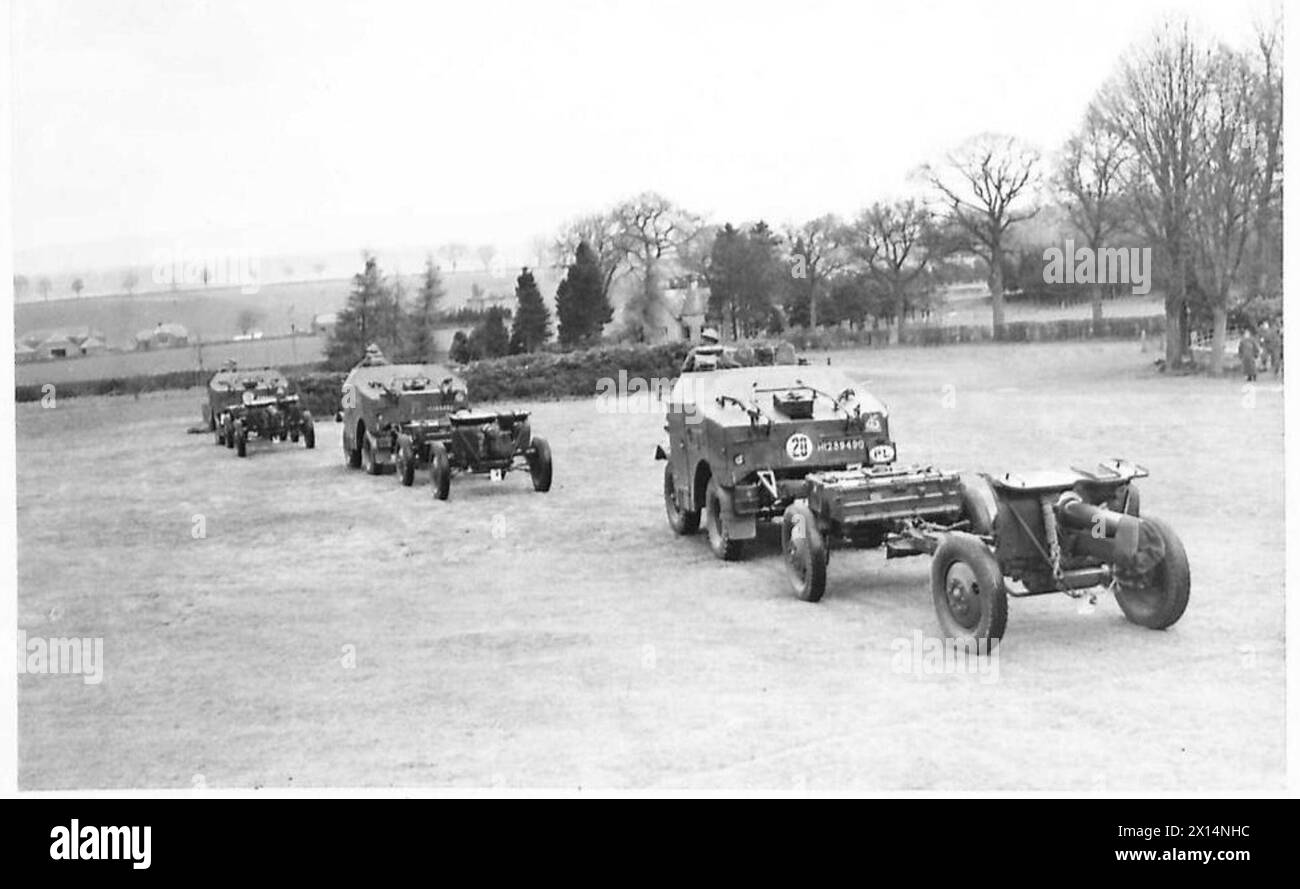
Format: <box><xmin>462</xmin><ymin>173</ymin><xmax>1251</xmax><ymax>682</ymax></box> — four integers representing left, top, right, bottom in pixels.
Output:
<box><xmin>234</xmin><ymin>425</ymin><xmax>248</xmax><ymax>458</ymax></box>
<box><xmin>663</xmin><ymin>463</ymin><xmax>700</xmax><ymax>535</ymax></box>
<box><xmin>528</xmin><ymin>437</ymin><xmax>552</xmax><ymax>492</ymax></box>
<box><xmin>959</xmin><ymin>474</ymin><xmax>998</xmax><ymax>536</ymax></box>
<box><xmin>396</xmin><ymin>437</ymin><xmax>416</xmax><ymax>486</ymax></box>
<box><xmin>1112</xmin><ymin>516</ymin><xmax>1189</xmax><ymax>630</ymax></box>
<box><xmin>345</xmin><ymin>426</ymin><xmax>361</xmax><ymax>468</ymax></box>
<box><xmin>302</xmin><ymin>417</ymin><xmax>315</xmax><ymax>450</ymax></box>
<box><xmin>361</xmin><ymin>435</ymin><xmax>383</xmax><ymax>475</ymax></box>
<box><xmin>224</xmin><ymin>419</ymin><xmax>235</xmax><ymax>449</ymax></box>
<box><xmin>207</xmin><ymin>410</ymin><xmax>217</xmax><ymax>432</ymax></box>
<box><xmin>781</xmin><ymin>503</ymin><xmax>827</xmax><ymax>602</ymax></box>
<box><xmin>429</xmin><ymin>442</ymin><xmax>450</xmax><ymax>500</ymax></box>
<box><xmin>931</xmin><ymin>532</ymin><xmax>1007</xmax><ymax>645</ymax></box>
<box><xmin>704</xmin><ymin>477</ymin><xmax>743</xmax><ymax>561</ymax></box>
<box><xmin>214</xmin><ymin>420</ymin><xmax>225</xmax><ymax>446</ymax></box>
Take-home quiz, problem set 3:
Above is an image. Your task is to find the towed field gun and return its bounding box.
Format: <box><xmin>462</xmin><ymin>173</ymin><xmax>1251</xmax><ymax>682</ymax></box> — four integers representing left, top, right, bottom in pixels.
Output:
<box><xmin>339</xmin><ymin>361</ymin><xmax>552</xmax><ymax>498</ymax></box>
<box><xmin>657</xmin><ymin>360</ymin><xmax>1189</xmax><ymax>644</ymax></box>
<box><xmin>205</xmin><ymin>366</ymin><xmax>315</xmax><ymax>457</ymax></box>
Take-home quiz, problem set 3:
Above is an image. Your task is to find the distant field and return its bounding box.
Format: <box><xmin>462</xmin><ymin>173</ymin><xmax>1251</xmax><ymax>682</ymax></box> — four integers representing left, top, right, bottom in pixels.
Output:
<box><xmin>933</xmin><ymin>293</ymin><xmax>1165</xmax><ymax>326</ymax></box>
<box><xmin>14</xmin><ymin>268</ymin><xmax>561</xmax><ymax>351</ymax></box>
<box><xmin>14</xmin><ymin>328</ymin><xmax>460</xmax><ymax>387</ymax></box>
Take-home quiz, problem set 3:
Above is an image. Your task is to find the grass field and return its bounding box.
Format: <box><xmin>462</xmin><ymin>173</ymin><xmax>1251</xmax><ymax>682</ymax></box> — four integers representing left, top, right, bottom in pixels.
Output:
<box><xmin>16</xmin><ymin>340</ymin><xmax>1285</xmax><ymax>790</ymax></box>
<box><xmin>14</xmin><ymin>269</ymin><xmax>560</xmax><ymax>351</ymax></box>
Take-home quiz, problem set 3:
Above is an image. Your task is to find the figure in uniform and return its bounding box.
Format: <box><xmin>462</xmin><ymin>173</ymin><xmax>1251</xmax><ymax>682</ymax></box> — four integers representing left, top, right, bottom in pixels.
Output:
<box><xmin>356</xmin><ymin>342</ymin><xmax>390</xmax><ymax>369</ymax></box>
<box><xmin>1238</xmin><ymin>330</ymin><xmax>1260</xmax><ymax>382</ymax></box>
<box><xmin>681</xmin><ymin>328</ymin><xmax>730</xmax><ymax>373</ymax></box>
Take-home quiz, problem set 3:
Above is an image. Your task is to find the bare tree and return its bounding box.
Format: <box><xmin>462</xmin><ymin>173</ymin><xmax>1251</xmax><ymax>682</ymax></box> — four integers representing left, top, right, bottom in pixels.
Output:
<box><xmin>438</xmin><ymin>243</ymin><xmax>468</xmax><ymax>272</ymax></box>
<box><xmin>611</xmin><ymin>192</ymin><xmax>702</xmax><ymax>339</ymax></box>
<box><xmin>122</xmin><ymin>269</ymin><xmax>140</xmax><ymax>296</ymax></box>
<box><xmin>922</xmin><ymin>133</ymin><xmax>1040</xmax><ymax>335</ymax></box>
<box><xmin>236</xmin><ymin>308</ymin><xmax>263</xmax><ymax>336</ymax></box>
<box><xmin>1057</xmin><ymin>106</ymin><xmax>1133</xmax><ymax>324</ymax></box>
<box><xmin>38</xmin><ymin>277</ymin><xmax>52</xmax><ymax>301</ymax></box>
<box><xmin>1248</xmin><ymin>19</ymin><xmax>1283</xmax><ymax>301</ymax></box>
<box><xmin>553</xmin><ymin>212</ymin><xmax>630</xmax><ymax>305</ymax></box>
<box><xmin>1097</xmin><ymin>19</ymin><xmax>1214</xmax><ymax>367</ymax></box>
<box><xmin>476</xmin><ymin>244</ymin><xmax>497</xmax><ymax>273</ymax></box>
<box><xmin>13</xmin><ymin>274</ymin><xmax>29</xmax><ymax>301</ymax></box>
<box><xmin>846</xmin><ymin>200</ymin><xmax>937</xmax><ymax>342</ymax></box>
<box><xmin>1189</xmin><ymin>45</ymin><xmax>1273</xmax><ymax>374</ymax></box>
<box><xmin>786</xmin><ymin>215</ymin><xmax>846</xmax><ymax>329</ymax></box>
<box><xmin>72</xmin><ymin>277</ymin><xmax>85</xmax><ymax>298</ymax></box>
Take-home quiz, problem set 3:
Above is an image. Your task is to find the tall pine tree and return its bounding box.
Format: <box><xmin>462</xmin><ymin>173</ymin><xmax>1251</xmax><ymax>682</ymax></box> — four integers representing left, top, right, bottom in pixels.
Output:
<box><xmin>400</xmin><ymin>256</ymin><xmax>445</xmax><ymax>362</ymax></box>
<box><xmin>326</xmin><ymin>253</ymin><xmax>403</xmax><ymax>369</ymax></box>
<box><xmin>471</xmin><ymin>306</ymin><xmax>510</xmax><ymax>358</ymax></box>
<box><xmin>509</xmin><ymin>267</ymin><xmax>551</xmax><ymax>353</ymax></box>
<box><xmin>555</xmin><ymin>241</ymin><xmax>612</xmax><ymax>347</ymax></box>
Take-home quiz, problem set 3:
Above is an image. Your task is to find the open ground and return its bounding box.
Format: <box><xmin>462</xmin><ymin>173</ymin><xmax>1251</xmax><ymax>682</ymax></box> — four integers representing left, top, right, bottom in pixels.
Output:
<box><xmin>16</xmin><ymin>340</ymin><xmax>1284</xmax><ymax>790</ymax></box>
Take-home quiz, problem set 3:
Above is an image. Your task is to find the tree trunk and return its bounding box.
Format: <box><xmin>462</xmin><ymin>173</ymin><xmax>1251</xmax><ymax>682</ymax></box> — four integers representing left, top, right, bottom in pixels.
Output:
<box><xmin>1210</xmin><ymin>304</ymin><xmax>1227</xmax><ymax>376</ymax></box>
<box><xmin>1091</xmin><ymin>284</ymin><xmax>1104</xmax><ymax>326</ymax></box>
<box><xmin>891</xmin><ymin>289</ymin><xmax>905</xmax><ymax>345</ymax></box>
<box><xmin>989</xmin><ymin>249</ymin><xmax>1006</xmax><ymax>338</ymax></box>
<box><xmin>808</xmin><ymin>281</ymin><xmax>817</xmax><ymax>331</ymax></box>
<box><xmin>1164</xmin><ymin>248</ymin><xmax>1186</xmax><ymax>368</ymax></box>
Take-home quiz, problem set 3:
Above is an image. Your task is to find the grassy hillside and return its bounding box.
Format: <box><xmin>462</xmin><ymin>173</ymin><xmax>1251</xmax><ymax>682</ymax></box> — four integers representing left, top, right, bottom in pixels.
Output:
<box><xmin>14</xmin><ymin>268</ymin><xmax>562</xmax><ymax>350</ymax></box>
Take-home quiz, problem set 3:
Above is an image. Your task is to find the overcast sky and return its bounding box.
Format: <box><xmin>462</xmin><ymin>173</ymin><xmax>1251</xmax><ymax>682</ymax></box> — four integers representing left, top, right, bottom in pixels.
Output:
<box><xmin>9</xmin><ymin>0</ymin><xmax>1279</xmax><ymax>271</ymax></box>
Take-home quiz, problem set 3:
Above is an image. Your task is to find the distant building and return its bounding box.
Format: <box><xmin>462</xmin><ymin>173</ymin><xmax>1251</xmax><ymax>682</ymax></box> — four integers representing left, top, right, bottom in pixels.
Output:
<box><xmin>79</xmin><ymin>336</ymin><xmax>109</xmax><ymax>356</ymax></box>
<box><xmin>134</xmin><ymin>322</ymin><xmax>189</xmax><ymax>350</ymax></box>
<box><xmin>20</xmin><ymin>326</ymin><xmax>106</xmax><ymax>350</ymax></box>
<box><xmin>37</xmin><ymin>333</ymin><xmax>81</xmax><ymax>360</ymax></box>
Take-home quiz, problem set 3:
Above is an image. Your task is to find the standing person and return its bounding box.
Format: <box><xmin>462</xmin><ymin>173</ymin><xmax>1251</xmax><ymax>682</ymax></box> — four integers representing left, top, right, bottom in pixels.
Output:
<box><xmin>1237</xmin><ymin>329</ymin><xmax>1260</xmax><ymax>382</ymax></box>
<box><xmin>1260</xmin><ymin>321</ymin><xmax>1281</xmax><ymax>376</ymax></box>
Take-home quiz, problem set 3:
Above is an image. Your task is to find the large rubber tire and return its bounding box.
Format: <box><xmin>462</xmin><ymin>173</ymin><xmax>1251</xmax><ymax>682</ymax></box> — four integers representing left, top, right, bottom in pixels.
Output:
<box><xmin>345</xmin><ymin>426</ymin><xmax>362</xmax><ymax>468</ymax></box>
<box><xmin>234</xmin><ymin>425</ymin><xmax>248</xmax><ymax>458</ymax></box>
<box><xmin>207</xmin><ymin>410</ymin><xmax>217</xmax><ymax>432</ymax></box>
<box><xmin>959</xmin><ymin>474</ymin><xmax>998</xmax><ymax>536</ymax></box>
<box><xmin>663</xmin><ymin>463</ymin><xmax>700</xmax><ymax>535</ymax></box>
<box><xmin>704</xmin><ymin>477</ymin><xmax>743</xmax><ymax>561</ymax></box>
<box><xmin>429</xmin><ymin>442</ymin><xmax>451</xmax><ymax>500</ymax></box>
<box><xmin>302</xmin><ymin>416</ymin><xmax>315</xmax><ymax>450</ymax></box>
<box><xmin>214</xmin><ymin>419</ymin><xmax>225</xmax><ymax>446</ymax></box>
<box><xmin>529</xmin><ymin>437</ymin><xmax>553</xmax><ymax>493</ymax></box>
<box><xmin>361</xmin><ymin>435</ymin><xmax>382</xmax><ymax>475</ymax></box>
<box><xmin>931</xmin><ymin>532</ymin><xmax>1008</xmax><ymax>645</ymax></box>
<box><xmin>396</xmin><ymin>437</ymin><xmax>416</xmax><ymax>487</ymax></box>
<box><xmin>781</xmin><ymin>503</ymin><xmax>827</xmax><ymax>602</ymax></box>
<box><xmin>224</xmin><ymin>419</ymin><xmax>235</xmax><ymax>449</ymax></box>
<box><xmin>1112</xmin><ymin>515</ymin><xmax>1189</xmax><ymax>630</ymax></box>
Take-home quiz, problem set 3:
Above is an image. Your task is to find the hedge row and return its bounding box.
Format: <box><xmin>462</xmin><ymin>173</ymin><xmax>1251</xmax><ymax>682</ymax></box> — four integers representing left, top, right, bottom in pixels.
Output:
<box><xmin>16</xmin><ymin>319</ymin><xmax>1164</xmax><ymax>408</ymax></box>
<box><xmin>460</xmin><ymin>342</ymin><xmax>690</xmax><ymax>401</ymax></box>
<box><xmin>14</xmin><ymin>364</ymin><xmax>325</xmax><ymax>406</ymax></box>
<box><xmin>209</xmin><ymin>344</ymin><xmax>692</xmax><ymax>415</ymax></box>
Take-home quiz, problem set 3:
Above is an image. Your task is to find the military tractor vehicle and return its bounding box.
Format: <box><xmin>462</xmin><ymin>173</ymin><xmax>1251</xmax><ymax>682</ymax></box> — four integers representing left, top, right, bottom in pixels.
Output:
<box><xmin>781</xmin><ymin>459</ymin><xmax>1189</xmax><ymax>644</ymax></box>
<box><xmin>339</xmin><ymin>362</ymin><xmax>552</xmax><ymax>498</ymax></box>
<box><xmin>207</xmin><ymin>366</ymin><xmax>315</xmax><ymax>457</ymax></box>
<box><xmin>655</xmin><ymin>362</ymin><xmax>1189</xmax><ymax>645</ymax></box>
<box><xmin>655</xmin><ymin>365</ymin><xmax>937</xmax><ymax>559</ymax></box>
